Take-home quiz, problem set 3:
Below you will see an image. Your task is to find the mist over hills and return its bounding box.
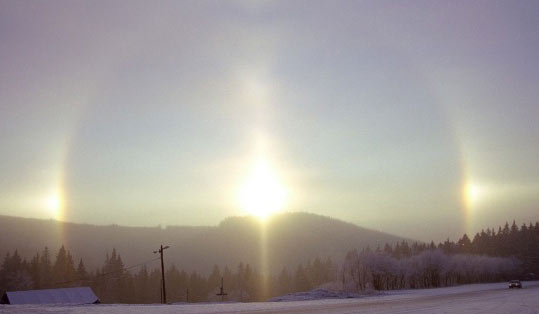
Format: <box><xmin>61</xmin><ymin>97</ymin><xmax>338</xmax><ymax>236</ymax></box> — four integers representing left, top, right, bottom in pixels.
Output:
<box><xmin>0</xmin><ymin>212</ymin><xmax>408</xmax><ymax>274</ymax></box>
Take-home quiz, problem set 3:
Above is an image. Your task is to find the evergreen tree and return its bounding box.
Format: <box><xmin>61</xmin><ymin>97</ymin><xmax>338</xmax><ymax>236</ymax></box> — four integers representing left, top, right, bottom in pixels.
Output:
<box><xmin>277</xmin><ymin>267</ymin><xmax>291</xmax><ymax>296</ymax></box>
<box><xmin>76</xmin><ymin>259</ymin><xmax>89</xmax><ymax>286</ymax></box>
<box><xmin>28</xmin><ymin>252</ymin><xmax>42</xmax><ymax>289</ymax></box>
<box><xmin>134</xmin><ymin>266</ymin><xmax>150</xmax><ymax>303</ymax></box>
<box><xmin>294</xmin><ymin>263</ymin><xmax>310</xmax><ymax>292</ymax></box>
<box><xmin>39</xmin><ymin>247</ymin><xmax>53</xmax><ymax>289</ymax></box>
<box><xmin>207</xmin><ymin>265</ymin><xmax>221</xmax><ymax>294</ymax></box>
<box><xmin>458</xmin><ymin>234</ymin><xmax>472</xmax><ymax>253</ymax></box>
<box><xmin>0</xmin><ymin>251</ymin><xmax>32</xmax><ymax>292</ymax></box>
<box><xmin>52</xmin><ymin>245</ymin><xmax>76</xmax><ymax>287</ymax></box>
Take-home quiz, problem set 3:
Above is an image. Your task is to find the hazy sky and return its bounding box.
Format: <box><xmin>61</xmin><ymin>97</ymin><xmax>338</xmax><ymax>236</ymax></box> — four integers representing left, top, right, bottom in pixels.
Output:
<box><xmin>1</xmin><ymin>0</ymin><xmax>538</xmax><ymax>241</ymax></box>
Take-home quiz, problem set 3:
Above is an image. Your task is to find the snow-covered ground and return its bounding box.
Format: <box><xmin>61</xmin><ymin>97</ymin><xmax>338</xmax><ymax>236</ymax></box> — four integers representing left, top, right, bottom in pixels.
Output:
<box><xmin>2</xmin><ymin>281</ymin><xmax>538</xmax><ymax>314</ymax></box>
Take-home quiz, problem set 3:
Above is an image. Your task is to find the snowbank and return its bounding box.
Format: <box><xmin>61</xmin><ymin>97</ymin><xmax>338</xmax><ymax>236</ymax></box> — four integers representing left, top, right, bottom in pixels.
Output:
<box><xmin>269</xmin><ymin>288</ymin><xmax>385</xmax><ymax>301</ymax></box>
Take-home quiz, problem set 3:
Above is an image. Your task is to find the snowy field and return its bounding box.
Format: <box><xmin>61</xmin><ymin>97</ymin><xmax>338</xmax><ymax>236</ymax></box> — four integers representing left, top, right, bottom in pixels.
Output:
<box><xmin>2</xmin><ymin>281</ymin><xmax>538</xmax><ymax>314</ymax></box>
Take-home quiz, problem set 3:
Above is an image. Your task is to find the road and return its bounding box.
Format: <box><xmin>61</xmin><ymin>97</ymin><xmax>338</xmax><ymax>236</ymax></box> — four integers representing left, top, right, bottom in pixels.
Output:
<box><xmin>258</xmin><ymin>283</ymin><xmax>539</xmax><ymax>314</ymax></box>
<box><xmin>2</xmin><ymin>281</ymin><xmax>538</xmax><ymax>314</ymax></box>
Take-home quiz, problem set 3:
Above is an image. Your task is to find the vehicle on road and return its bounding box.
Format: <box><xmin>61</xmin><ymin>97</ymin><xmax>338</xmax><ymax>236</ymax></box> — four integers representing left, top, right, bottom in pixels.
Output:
<box><xmin>508</xmin><ymin>280</ymin><xmax>522</xmax><ymax>288</ymax></box>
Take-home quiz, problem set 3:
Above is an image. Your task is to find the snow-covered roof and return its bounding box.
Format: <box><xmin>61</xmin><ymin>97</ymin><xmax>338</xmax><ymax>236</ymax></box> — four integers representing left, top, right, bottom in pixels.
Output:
<box><xmin>2</xmin><ymin>286</ymin><xmax>99</xmax><ymax>305</ymax></box>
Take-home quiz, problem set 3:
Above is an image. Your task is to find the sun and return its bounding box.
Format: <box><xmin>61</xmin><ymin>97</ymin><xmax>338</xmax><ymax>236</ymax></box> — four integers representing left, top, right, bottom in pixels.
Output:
<box><xmin>45</xmin><ymin>189</ymin><xmax>62</xmax><ymax>220</ymax></box>
<box><xmin>239</xmin><ymin>158</ymin><xmax>287</xmax><ymax>220</ymax></box>
<box><xmin>464</xmin><ymin>181</ymin><xmax>483</xmax><ymax>210</ymax></box>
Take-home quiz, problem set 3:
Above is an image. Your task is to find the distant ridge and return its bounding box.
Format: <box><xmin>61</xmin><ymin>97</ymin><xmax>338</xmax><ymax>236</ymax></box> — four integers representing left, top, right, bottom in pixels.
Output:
<box><xmin>0</xmin><ymin>212</ymin><xmax>409</xmax><ymax>274</ymax></box>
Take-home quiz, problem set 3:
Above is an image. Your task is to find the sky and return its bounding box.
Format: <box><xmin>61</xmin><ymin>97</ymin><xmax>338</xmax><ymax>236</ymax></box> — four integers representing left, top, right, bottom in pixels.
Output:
<box><xmin>1</xmin><ymin>0</ymin><xmax>538</xmax><ymax>242</ymax></box>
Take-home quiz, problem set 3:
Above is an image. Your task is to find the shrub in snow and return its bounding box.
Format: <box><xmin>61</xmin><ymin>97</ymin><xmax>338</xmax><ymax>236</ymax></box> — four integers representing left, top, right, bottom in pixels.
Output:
<box><xmin>341</xmin><ymin>248</ymin><xmax>519</xmax><ymax>292</ymax></box>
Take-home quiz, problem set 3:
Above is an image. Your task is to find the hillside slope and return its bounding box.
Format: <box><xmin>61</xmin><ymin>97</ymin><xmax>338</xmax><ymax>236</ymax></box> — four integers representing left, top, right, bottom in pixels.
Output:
<box><xmin>0</xmin><ymin>212</ymin><xmax>408</xmax><ymax>274</ymax></box>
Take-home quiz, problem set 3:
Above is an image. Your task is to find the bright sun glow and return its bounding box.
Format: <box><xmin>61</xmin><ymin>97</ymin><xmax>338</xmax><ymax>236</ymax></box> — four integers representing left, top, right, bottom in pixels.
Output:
<box><xmin>464</xmin><ymin>181</ymin><xmax>484</xmax><ymax>209</ymax></box>
<box><xmin>239</xmin><ymin>158</ymin><xmax>287</xmax><ymax>220</ymax></box>
<box><xmin>45</xmin><ymin>190</ymin><xmax>62</xmax><ymax>219</ymax></box>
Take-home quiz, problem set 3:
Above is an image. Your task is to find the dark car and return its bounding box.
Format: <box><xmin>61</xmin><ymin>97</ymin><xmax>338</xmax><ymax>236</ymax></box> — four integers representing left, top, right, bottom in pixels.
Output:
<box><xmin>509</xmin><ymin>280</ymin><xmax>522</xmax><ymax>288</ymax></box>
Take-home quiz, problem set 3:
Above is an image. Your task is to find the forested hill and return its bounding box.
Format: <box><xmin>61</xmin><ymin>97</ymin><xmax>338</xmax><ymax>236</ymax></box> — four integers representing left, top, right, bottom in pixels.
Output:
<box><xmin>0</xmin><ymin>212</ymin><xmax>406</xmax><ymax>274</ymax></box>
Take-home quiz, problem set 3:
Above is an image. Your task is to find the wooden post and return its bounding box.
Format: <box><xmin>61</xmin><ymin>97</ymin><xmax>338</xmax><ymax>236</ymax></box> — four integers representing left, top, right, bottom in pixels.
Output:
<box><xmin>216</xmin><ymin>277</ymin><xmax>228</xmax><ymax>302</ymax></box>
<box><xmin>153</xmin><ymin>245</ymin><xmax>169</xmax><ymax>304</ymax></box>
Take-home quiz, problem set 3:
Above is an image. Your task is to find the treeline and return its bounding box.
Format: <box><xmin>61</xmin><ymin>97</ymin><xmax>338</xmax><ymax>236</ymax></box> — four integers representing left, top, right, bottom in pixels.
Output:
<box><xmin>341</xmin><ymin>220</ymin><xmax>539</xmax><ymax>292</ymax></box>
<box><xmin>342</xmin><ymin>248</ymin><xmax>519</xmax><ymax>291</ymax></box>
<box><xmin>1</xmin><ymin>220</ymin><xmax>537</xmax><ymax>303</ymax></box>
<box><xmin>0</xmin><ymin>246</ymin><xmax>335</xmax><ymax>303</ymax></box>
<box><xmin>442</xmin><ymin>220</ymin><xmax>539</xmax><ymax>274</ymax></box>
<box><xmin>370</xmin><ymin>220</ymin><xmax>539</xmax><ymax>275</ymax></box>
<box><xmin>372</xmin><ymin>221</ymin><xmax>538</xmax><ymax>263</ymax></box>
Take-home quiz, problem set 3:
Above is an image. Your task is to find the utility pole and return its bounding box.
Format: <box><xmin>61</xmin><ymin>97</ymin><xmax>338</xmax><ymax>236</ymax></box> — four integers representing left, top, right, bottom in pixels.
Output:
<box><xmin>153</xmin><ymin>244</ymin><xmax>169</xmax><ymax>304</ymax></box>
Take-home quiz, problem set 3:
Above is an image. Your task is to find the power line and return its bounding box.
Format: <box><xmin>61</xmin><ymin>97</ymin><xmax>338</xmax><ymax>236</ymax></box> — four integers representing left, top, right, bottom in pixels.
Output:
<box><xmin>52</xmin><ymin>256</ymin><xmax>160</xmax><ymax>286</ymax></box>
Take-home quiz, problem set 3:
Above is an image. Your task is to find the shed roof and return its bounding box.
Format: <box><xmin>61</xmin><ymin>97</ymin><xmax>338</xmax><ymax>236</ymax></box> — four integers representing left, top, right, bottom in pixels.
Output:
<box><xmin>1</xmin><ymin>286</ymin><xmax>99</xmax><ymax>305</ymax></box>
